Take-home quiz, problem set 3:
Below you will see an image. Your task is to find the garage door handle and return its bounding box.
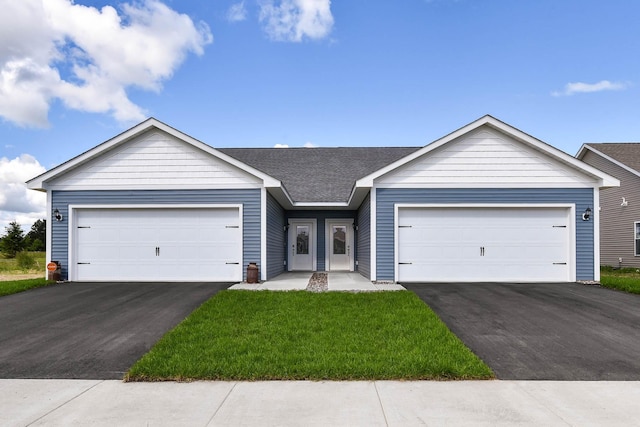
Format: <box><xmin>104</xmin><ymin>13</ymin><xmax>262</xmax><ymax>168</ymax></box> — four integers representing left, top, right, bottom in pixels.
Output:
<box><xmin>226</xmin><ymin>262</ymin><xmax>240</xmax><ymax>265</ymax></box>
<box><xmin>77</xmin><ymin>262</ymin><xmax>90</xmax><ymax>265</ymax></box>
<box><xmin>553</xmin><ymin>262</ymin><xmax>567</xmax><ymax>265</ymax></box>
<box><xmin>399</xmin><ymin>262</ymin><xmax>412</xmax><ymax>265</ymax></box>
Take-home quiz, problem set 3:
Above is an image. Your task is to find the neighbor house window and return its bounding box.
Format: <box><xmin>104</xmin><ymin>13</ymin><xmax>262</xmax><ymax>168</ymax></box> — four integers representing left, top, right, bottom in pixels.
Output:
<box><xmin>636</xmin><ymin>222</ymin><xmax>640</xmax><ymax>256</ymax></box>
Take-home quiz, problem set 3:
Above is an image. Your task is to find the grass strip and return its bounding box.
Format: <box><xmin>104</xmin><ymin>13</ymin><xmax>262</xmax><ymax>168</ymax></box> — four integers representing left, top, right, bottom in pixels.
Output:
<box><xmin>600</xmin><ymin>276</ymin><xmax>640</xmax><ymax>294</ymax></box>
<box><xmin>0</xmin><ymin>278</ymin><xmax>53</xmax><ymax>297</ymax></box>
<box><xmin>126</xmin><ymin>290</ymin><xmax>493</xmax><ymax>381</ymax></box>
<box><xmin>599</xmin><ymin>267</ymin><xmax>640</xmax><ymax>295</ymax></box>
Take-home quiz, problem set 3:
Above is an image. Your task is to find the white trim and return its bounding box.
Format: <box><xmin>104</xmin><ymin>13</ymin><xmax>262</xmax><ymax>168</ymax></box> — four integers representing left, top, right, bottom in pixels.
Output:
<box><xmin>69</xmin><ymin>203</ymin><xmax>242</xmax><ymax>209</ymax></box>
<box><xmin>68</xmin><ymin>203</ymin><xmax>243</xmax><ymax>281</ymax></box>
<box><xmin>260</xmin><ymin>187</ymin><xmax>267</xmax><ymax>281</ymax></box>
<box><xmin>47</xmin><ymin>183</ymin><xmax>263</xmax><ymax>191</ymax></box>
<box><xmin>325</xmin><ymin>219</ymin><xmax>355</xmax><ymax>272</ymax></box>
<box><xmin>27</xmin><ymin>118</ymin><xmax>280</xmax><ymax>190</ymax></box>
<box><xmin>357</xmin><ymin>115</ymin><xmax>619</xmax><ymax>189</ymax></box>
<box><xmin>578</xmin><ymin>144</ymin><xmax>640</xmax><ymax>180</ymax></box>
<box><xmin>46</xmin><ymin>190</ymin><xmax>52</xmax><ymax>279</ymax></box>
<box><xmin>370</xmin><ymin>188</ymin><xmax>377</xmax><ymax>281</ymax></box>
<box><xmin>394</xmin><ymin>203</ymin><xmax>577</xmax><ymax>282</ymax></box>
<box><xmin>593</xmin><ymin>188</ymin><xmax>601</xmax><ymax>281</ymax></box>
<box><xmin>287</xmin><ymin>218</ymin><xmax>317</xmax><ymax>271</ymax></box>
<box><xmin>373</xmin><ymin>183</ymin><xmax>594</xmax><ymax>189</ymax></box>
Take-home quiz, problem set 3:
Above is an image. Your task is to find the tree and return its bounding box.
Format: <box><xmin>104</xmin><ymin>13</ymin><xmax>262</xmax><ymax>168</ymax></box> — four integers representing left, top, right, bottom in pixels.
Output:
<box><xmin>24</xmin><ymin>219</ymin><xmax>46</xmax><ymax>252</ymax></box>
<box><xmin>0</xmin><ymin>221</ymin><xmax>25</xmax><ymax>258</ymax></box>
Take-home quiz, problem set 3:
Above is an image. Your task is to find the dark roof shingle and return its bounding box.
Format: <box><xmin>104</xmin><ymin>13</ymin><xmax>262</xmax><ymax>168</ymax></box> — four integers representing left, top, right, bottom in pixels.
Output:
<box><xmin>587</xmin><ymin>143</ymin><xmax>640</xmax><ymax>173</ymax></box>
<box><xmin>218</xmin><ymin>147</ymin><xmax>420</xmax><ymax>203</ymax></box>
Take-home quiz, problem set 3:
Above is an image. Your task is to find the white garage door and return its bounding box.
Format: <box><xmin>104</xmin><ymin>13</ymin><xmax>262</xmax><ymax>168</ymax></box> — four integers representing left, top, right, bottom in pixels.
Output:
<box><xmin>73</xmin><ymin>207</ymin><xmax>242</xmax><ymax>281</ymax></box>
<box><xmin>397</xmin><ymin>206</ymin><xmax>572</xmax><ymax>282</ymax></box>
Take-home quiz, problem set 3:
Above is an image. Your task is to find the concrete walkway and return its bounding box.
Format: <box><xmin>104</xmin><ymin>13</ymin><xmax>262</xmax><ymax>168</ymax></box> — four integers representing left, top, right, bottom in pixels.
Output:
<box><xmin>3</xmin><ymin>379</ymin><xmax>639</xmax><ymax>426</ymax></box>
<box><xmin>230</xmin><ymin>271</ymin><xmax>405</xmax><ymax>291</ymax></box>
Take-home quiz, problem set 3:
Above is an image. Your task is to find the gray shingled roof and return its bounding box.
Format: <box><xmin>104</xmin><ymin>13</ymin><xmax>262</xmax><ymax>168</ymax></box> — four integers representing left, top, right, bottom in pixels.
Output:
<box><xmin>218</xmin><ymin>147</ymin><xmax>421</xmax><ymax>203</ymax></box>
<box><xmin>587</xmin><ymin>143</ymin><xmax>640</xmax><ymax>174</ymax></box>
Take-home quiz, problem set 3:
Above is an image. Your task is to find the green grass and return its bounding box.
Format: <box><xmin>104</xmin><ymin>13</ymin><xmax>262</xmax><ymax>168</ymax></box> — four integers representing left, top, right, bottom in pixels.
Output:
<box><xmin>0</xmin><ymin>251</ymin><xmax>46</xmax><ymax>273</ymax></box>
<box><xmin>126</xmin><ymin>290</ymin><xmax>493</xmax><ymax>381</ymax></box>
<box><xmin>600</xmin><ymin>266</ymin><xmax>640</xmax><ymax>294</ymax></box>
<box><xmin>0</xmin><ymin>278</ymin><xmax>53</xmax><ymax>297</ymax></box>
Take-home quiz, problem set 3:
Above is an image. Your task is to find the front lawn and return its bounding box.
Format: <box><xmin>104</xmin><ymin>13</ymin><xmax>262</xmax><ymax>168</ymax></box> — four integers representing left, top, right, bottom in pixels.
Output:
<box><xmin>0</xmin><ymin>278</ymin><xmax>53</xmax><ymax>297</ymax></box>
<box><xmin>0</xmin><ymin>251</ymin><xmax>46</xmax><ymax>275</ymax></box>
<box><xmin>126</xmin><ymin>290</ymin><xmax>493</xmax><ymax>381</ymax></box>
<box><xmin>600</xmin><ymin>267</ymin><xmax>640</xmax><ymax>294</ymax></box>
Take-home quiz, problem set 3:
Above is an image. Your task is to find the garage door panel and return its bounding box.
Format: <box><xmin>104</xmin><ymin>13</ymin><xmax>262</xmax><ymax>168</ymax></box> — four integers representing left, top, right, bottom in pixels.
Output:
<box><xmin>74</xmin><ymin>208</ymin><xmax>242</xmax><ymax>282</ymax></box>
<box><xmin>398</xmin><ymin>207</ymin><xmax>571</xmax><ymax>282</ymax></box>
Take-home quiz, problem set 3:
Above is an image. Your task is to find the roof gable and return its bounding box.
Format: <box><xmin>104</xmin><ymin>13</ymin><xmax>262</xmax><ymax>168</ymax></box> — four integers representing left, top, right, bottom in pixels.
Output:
<box><xmin>48</xmin><ymin>129</ymin><xmax>262</xmax><ymax>190</ymax></box>
<box><xmin>577</xmin><ymin>143</ymin><xmax>640</xmax><ymax>179</ymax></box>
<box><xmin>358</xmin><ymin>115</ymin><xmax>619</xmax><ymax>189</ymax></box>
<box><xmin>27</xmin><ymin>118</ymin><xmax>279</xmax><ymax>191</ymax></box>
<box><xmin>377</xmin><ymin>127</ymin><xmax>595</xmax><ymax>187</ymax></box>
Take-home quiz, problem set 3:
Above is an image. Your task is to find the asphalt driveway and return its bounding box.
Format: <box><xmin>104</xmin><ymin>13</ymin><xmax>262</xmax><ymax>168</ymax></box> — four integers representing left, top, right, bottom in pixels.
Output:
<box><xmin>0</xmin><ymin>282</ymin><xmax>229</xmax><ymax>379</ymax></box>
<box><xmin>405</xmin><ymin>282</ymin><xmax>640</xmax><ymax>380</ymax></box>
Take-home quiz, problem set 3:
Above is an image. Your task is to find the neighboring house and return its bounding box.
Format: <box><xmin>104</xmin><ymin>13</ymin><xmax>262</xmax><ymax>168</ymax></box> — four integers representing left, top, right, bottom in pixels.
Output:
<box><xmin>577</xmin><ymin>143</ymin><xmax>640</xmax><ymax>268</ymax></box>
<box><xmin>27</xmin><ymin>115</ymin><xmax>618</xmax><ymax>283</ymax></box>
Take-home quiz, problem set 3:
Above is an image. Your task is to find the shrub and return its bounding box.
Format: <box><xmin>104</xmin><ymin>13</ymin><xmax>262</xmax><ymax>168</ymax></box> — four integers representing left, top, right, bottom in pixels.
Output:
<box><xmin>16</xmin><ymin>252</ymin><xmax>36</xmax><ymax>271</ymax></box>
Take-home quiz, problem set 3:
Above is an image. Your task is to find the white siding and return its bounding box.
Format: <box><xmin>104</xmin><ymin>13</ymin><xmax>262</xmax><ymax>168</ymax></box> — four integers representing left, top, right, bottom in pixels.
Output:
<box><xmin>377</xmin><ymin>128</ymin><xmax>592</xmax><ymax>188</ymax></box>
<box><xmin>50</xmin><ymin>130</ymin><xmax>262</xmax><ymax>190</ymax></box>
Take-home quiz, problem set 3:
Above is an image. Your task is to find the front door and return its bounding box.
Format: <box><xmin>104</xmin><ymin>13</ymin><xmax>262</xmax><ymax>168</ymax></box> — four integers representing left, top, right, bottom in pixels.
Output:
<box><xmin>327</xmin><ymin>220</ymin><xmax>354</xmax><ymax>271</ymax></box>
<box><xmin>288</xmin><ymin>220</ymin><xmax>315</xmax><ymax>271</ymax></box>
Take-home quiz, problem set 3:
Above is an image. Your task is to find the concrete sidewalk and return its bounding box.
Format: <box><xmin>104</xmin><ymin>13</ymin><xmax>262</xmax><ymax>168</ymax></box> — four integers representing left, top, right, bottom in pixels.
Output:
<box><xmin>3</xmin><ymin>380</ymin><xmax>639</xmax><ymax>426</ymax></box>
<box><xmin>230</xmin><ymin>271</ymin><xmax>405</xmax><ymax>291</ymax></box>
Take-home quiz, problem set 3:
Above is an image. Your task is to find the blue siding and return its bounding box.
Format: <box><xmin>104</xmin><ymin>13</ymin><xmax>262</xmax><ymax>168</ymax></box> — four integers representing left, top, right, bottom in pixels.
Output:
<box><xmin>356</xmin><ymin>193</ymin><xmax>371</xmax><ymax>279</ymax></box>
<box><xmin>285</xmin><ymin>210</ymin><xmax>357</xmax><ymax>271</ymax></box>
<box><xmin>376</xmin><ymin>188</ymin><xmax>595</xmax><ymax>281</ymax></box>
<box><xmin>266</xmin><ymin>193</ymin><xmax>285</xmax><ymax>279</ymax></box>
<box><xmin>51</xmin><ymin>189</ymin><xmax>261</xmax><ymax>280</ymax></box>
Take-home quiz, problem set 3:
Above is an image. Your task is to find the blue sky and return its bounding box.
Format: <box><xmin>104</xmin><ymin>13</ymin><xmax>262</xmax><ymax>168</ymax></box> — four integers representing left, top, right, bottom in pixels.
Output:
<box><xmin>2</xmin><ymin>0</ymin><xmax>640</xmax><ymax>231</ymax></box>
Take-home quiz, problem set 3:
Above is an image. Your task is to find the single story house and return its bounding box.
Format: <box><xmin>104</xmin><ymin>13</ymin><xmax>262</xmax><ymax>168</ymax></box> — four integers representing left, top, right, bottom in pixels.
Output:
<box><xmin>27</xmin><ymin>115</ymin><xmax>618</xmax><ymax>283</ymax></box>
<box><xmin>577</xmin><ymin>143</ymin><xmax>640</xmax><ymax>268</ymax></box>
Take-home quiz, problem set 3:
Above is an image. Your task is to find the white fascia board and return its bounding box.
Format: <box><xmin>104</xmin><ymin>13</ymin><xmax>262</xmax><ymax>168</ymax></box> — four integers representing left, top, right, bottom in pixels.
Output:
<box><xmin>28</xmin><ymin>117</ymin><xmax>160</xmax><ymax>190</ymax></box>
<box><xmin>266</xmin><ymin>186</ymin><xmax>295</xmax><ymax>210</ymax></box>
<box><xmin>355</xmin><ymin>115</ymin><xmax>620</xmax><ymax>189</ymax></box>
<box><xmin>356</xmin><ymin>115</ymin><xmax>497</xmax><ymax>188</ymax></box>
<box><xmin>27</xmin><ymin>118</ymin><xmax>280</xmax><ymax>190</ymax></box>
<box><xmin>294</xmin><ymin>202</ymin><xmax>350</xmax><ymax>207</ymax></box>
<box><xmin>491</xmin><ymin>121</ymin><xmax>620</xmax><ymax>189</ymax></box>
<box><xmin>577</xmin><ymin>144</ymin><xmax>640</xmax><ymax>180</ymax></box>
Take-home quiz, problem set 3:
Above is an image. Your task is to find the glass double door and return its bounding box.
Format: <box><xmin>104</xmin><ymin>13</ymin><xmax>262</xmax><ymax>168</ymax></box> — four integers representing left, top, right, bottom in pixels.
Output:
<box><xmin>288</xmin><ymin>219</ymin><xmax>353</xmax><ymax>271</ymax></box>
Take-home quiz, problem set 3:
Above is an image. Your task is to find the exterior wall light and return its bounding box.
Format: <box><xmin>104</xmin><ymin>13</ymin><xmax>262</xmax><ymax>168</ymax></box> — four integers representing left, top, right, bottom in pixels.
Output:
<box><xmin>54</xmin><ymin>208</ymin><xmax>63</xmax><ymax>222</ymax></box>
<box><xmin>582</xmin><ymin>207</ymin><xmax>592</xmax><ymax>221</ymax></box>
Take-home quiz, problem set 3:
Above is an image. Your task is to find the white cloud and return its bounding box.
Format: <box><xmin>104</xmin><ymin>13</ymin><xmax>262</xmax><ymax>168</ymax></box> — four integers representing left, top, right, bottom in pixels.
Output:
<box><xmin>259</xmin><ymin>0</ymin><xmax>334</xmax><ymax>42</ymax></box>
<box><xmin>303</xmin><ymin>141</ymin><xmax>317</xmax><ymax>148</ymax></box>
<box><xmin>0</xmin><ymin>0</ymin><xmax>212</xmax><ymax>128</ymax></box>
<box><xmin>552</xmin><ymin>80</ymin><xmax>629</xmax><ymax>97</ymax></box>
<box><xmin>0</xmin><ymin>155</ymin><xmax>46</xmax><ymax>232</ymax></box>
<box><xmin>227</xmin><ymin>2</ymin><xmax>248</xmax><ymax>22</ymax></box>
<box><xmin>274</xmin><ymin>143</ymin><xmax>290</xmax><ymax>148</ymax></box>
